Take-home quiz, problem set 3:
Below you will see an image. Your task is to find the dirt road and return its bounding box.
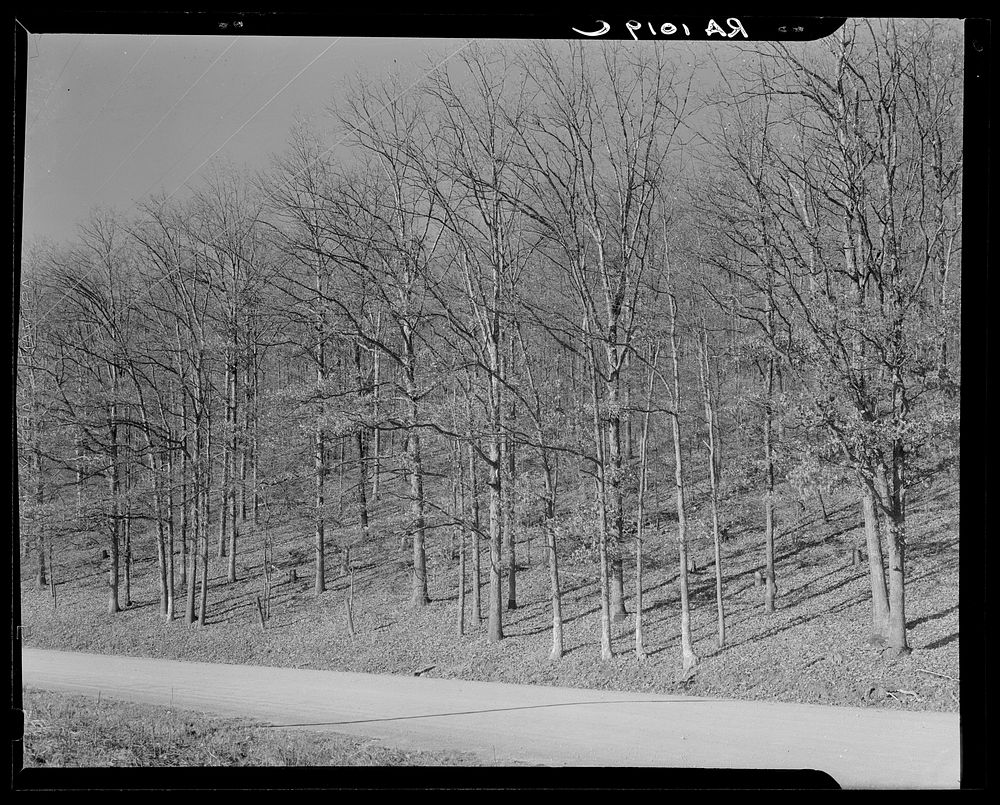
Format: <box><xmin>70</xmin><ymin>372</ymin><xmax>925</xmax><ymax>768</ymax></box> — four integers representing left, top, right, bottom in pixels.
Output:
<box><xmin>19</xmin><ymin>648</ymin><xmax>959</xmax><ymax>787</ymax></box>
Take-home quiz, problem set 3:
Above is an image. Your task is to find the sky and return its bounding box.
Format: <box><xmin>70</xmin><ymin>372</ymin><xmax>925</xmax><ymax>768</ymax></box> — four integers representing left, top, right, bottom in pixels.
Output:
<box><xmin>20</xmin><ymin>27</ymin><xmax>870</xmax><ymax>248</ymax></box>
<box><xmin>17</xmin><ymin>21</ymin><xmax>964</xmax><ymax>248</ymax></box>
<box><xmin>20</xmin><ymin>35</ymin><xmax>462</xmax><ymax>244</ymax></box>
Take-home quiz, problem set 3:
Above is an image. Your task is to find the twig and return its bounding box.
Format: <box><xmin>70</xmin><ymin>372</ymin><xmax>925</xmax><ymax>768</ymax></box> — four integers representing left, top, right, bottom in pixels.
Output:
<box><xmin>916</xmin><ymin>668</ymin><xmax>959</xmax><ymax>682</ymax></box>
<box><xmin>255</xmin><ymin>596</ymin><xmax>267</xmax><ymax>631</ymax></box>
<box><xmin>893</xmin><ymin>689</ymin><xmax>922</xmax><ymax>702</ymax></box>
<box><xmin>345</xmin><ymin>571</ymin><xmax>356</xmax><ymax>638</ymax></box>
<box><xmin>799</xmin><ymin>656</ymin><xmax>823</xmax><ymax>671</ymax></box>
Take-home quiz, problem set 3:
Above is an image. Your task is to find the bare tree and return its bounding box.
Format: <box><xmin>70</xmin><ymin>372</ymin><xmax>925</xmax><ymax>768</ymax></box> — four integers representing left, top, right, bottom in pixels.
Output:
<box><xmin>327</xmin><ymin>79</ymin><xmax>451</xmax><ymax>607</ymax></box>
<box><xmin>633</xmin><ymin>342</ymin><xmax>658</xmax><ymax>659</ymax></box>
<box><xmin>656</xmin><ymin>246</ymin><xmax>700</xmax><ymax>674</ymax></box>
<box><xmin>514</xmin><ymin>41</ymin><xmax>694</xmax><ymax>653</ymax></box>
<box><xmin>697</xmin><ymin>325</ymin><xmax>726</xmax><ymax>646</ymax></box>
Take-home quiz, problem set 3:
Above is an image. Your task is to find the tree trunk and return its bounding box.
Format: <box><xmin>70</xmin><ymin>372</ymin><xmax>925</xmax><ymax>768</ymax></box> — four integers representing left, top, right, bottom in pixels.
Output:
<box><xmin>457</xmin><ymin>520</ymin><xmax>466</xmax><ymax>637</ymax></box>
<box><xmin>502</xmin><ymin>332</ymin><xmax>518</xmax><ymax>611</ymax></box>
<box><xmin>862</xmin><ymin>485</ymin><xmax>890</xmax><ymax>642</ymax></box>
<box><xmin>180</xmin><ymin>392</ymin><xmax>189</xmax><ymax>590</ymax></box>
<box><xmin>124</xmin><ymin>497</ymin><xmax>132</xmax><ymax>608</ymax></box>
<box><xmin>486</xmin><ymin>341</ymin><xmax>504</xmax><ymax>640</ymax></box>
<box><xmin>666</xmin><ymin>297</ymin><xmax>699</xmax><ymax>673</ymax></box>
<box><xmin>699</xmin><ymin>333</ymin><xmax>726</xmax><ymax>648</ymax></box>
<box><xmin>227</xmin><ymin>472</ymin><xmax>238</xmax><ymax>583</ymax></box>
<box><xmin>166</xmin><ymin>449</ymin><xmax>175</xmax><ymax>621</ymax></box>
<box><xmin>623</xmin><ymin>350</ymin><xmax>634</xmax><ymax>463</ymax></box>
<box><xmin>763</xmin><ymin>354</ymin><xmax>777</xmax><ymax>614</ymax></box>
<box><xmin>405</xmin><ymin>359</ymin><xmax>430</xmax><ymax>607</ymax></box>
<box><xmin>877</xmin><ymin>463</ymin><xmax>910</xmax><ymax>655</ymax></box>
<box><xmin>487</xmin><ymin>436</ymin><xmax>504</xmax><ymax>641</ymax></box>
<box><xmin>218</xmin><ymin>359</ymin><xmax>232</xmax><ymax>560</ymax></box>
<box><xmin>356</xmin><ymin>424</ymin><xmax>370</xmax><ymax>533</ymax></box>
<box><xmin>516</xmin><ymin>326</ymin><xmax>564</xmax><ymax>660</ymax></box>
<box><xmin>185</xmin><ymin>443</ymin><xmax>197</xmax><ymax>625</ymax></box>
<box><xmin>607</xmin><ymin>378</ymin><xmax>628</xmax><ymax>624</ymax></box>
<box><xmin>204</xmin><ymin>402</ymin><xmax>212</xmax><ymax>552</ymax></box>
<box><xmin>634</xmin><ymin>346</ymin><xmax>656</xmax><ymax>660</ymax></box>
<box><xmin>885</xmin><ymin>517</ymin><xmax>908</xmax><ymax>654</ymax></box>
<box><xmin>136</xmin><ymin>397</ymin><xmax>168</xmax><ymax>617</ymax></box>
<box><xmin>345</xmin><ymin>572</ymin><xmax>356</xmax><ymax>637</ymax></box>
<box><xmin>36</xmin><ymin>534</ymin><xmax>46</xmax><ymax>589</ymax></box>
<box><xmin>371</xmin><ymin>342</ymin><xmax>382</xmax><ymax>503</ymax></box>
<box><xmin>239</xmin><ymin>423</ymin><xmax>248</xmax><ymax>523</ymax></box>
<box><xmin>709</xmin><ymin>361</ymin><xmax>723</xmax><ymax>483</ymax></box>
<box><xmin>48</xmin><ymin>538</ymin><xmax>56</xmax><ymax>607</ymax></box>
<box><xmin>314</xmin><ymin>274</ymin><xmax>327</xmax><ymax>595</ymax></box>
<box><xmin>122</xmin><ymin>438</ymin><xmax>133</xmax><ymax>608</ymax></box>
<box><xmin>503</xmin><ymin>429</ymin><xmax>517</xmax><ymax>610</ymax></box>
<box><xmin>34</xmin><ymin>445</ymin><xmax>46</xmax><ymax>588</ymax></box>
<box><xmin>468</xmin><ymin>436</ymin><xmax>482</xmax><ymax>626</ymax></box>
<box><xmin>544</xmin><ymin>508</ymin><xmax>564</xmax><ymax>660</ymax></box>
<box><xmin>227</xmin><ymin>357</ymin><xmax>239</xmax><ymax>583</ymax></box>
<box><xmin>315</xmin><ymin>425</ymin><xmax>326</xmax><ymax>594</ymax></box>
<box><xmin>197</xmin><ymin>464</ymin><xmax>209</xmax><ymax>627</ymax></box>
<box><xmin>338</xmin><ymin>435</ymin><xmax>346</xmax><ymax>519</ymax></box>
<box><xmin>107</xmin><ymin>392</ymin><xmax>121</xmax><ymax>615</ymax></box>
<box><xmin>186</xmin><ymin>370</ymin><xmax>203</xmax><ymax>626</ymax></box>
<box><xmin>154</xmin><ymin>465</ymin><xmax>168</xmax><ymax>616</ymax></box>
<box><xmin>75</xmin><ymin>413</ymin><xmax>85</xmax><ymax>515</ymax></box>
<box><xmin>408</xmin><ymin>434</ymin><xmax>430</xmax><ymax>607</ymax></box>
<box><xmin>540</xmin><ymin>415</ymin><xmax>563</xmax><ymax>659</ymax></box>
<box><xmin>354</xmin><ymin>341</ymin><xmax>370</xmax><ymax>555</ymax></box>
<box><xmin>252</xmin><ymin>352</ymin><xmax>260</xmax><ymax>525</ymax></box>
<box><xmin>586</xmin><ymin>320</ymin><xmax>614</xmax><ymax>661</ymax></box>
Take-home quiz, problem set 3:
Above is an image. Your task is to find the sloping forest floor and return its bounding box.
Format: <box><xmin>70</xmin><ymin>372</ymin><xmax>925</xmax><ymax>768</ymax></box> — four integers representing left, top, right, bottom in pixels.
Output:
<box><xmin>19</xmin><ymin>463</ymin><xmax>960</xmax><ymax>715</ymax></box>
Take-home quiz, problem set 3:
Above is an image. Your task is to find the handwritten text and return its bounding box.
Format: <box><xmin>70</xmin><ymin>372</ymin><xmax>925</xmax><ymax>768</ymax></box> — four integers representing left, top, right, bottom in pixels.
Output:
<box><xmin>572</xmin><ymin>18</ymin><xmax>748</xmax><ymax>40</ymax></box>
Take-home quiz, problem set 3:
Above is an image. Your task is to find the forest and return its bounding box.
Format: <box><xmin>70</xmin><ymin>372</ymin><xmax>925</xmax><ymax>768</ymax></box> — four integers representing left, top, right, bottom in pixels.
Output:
<box><xmin>18</xmin><ymin>21</ymin><xmax>963</xmax><ymax>702</ymax></box>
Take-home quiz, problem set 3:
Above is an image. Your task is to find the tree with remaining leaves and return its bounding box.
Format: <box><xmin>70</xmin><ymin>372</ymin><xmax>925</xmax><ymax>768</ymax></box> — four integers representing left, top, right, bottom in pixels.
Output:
<box><xmin>702</xmin><ymin>19</ymin><xmax>962</xmax><ymax>654</ymax></box>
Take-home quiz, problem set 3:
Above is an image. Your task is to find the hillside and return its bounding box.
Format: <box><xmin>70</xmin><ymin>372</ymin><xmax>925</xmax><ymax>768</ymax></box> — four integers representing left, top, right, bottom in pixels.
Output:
<box><xmin>19</xmin><ymin>467</ymin><xmax>960</xmax><ymax>714</ymax></box>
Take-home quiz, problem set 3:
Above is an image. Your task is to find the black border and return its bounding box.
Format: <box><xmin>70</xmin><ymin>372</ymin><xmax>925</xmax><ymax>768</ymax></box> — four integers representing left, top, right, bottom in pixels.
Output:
<box><xmin>958</xmin><ymin>15</ymin><xmax>991</xmax><ymax>795</ymax></box>
<box><xmin>10</xmin><ymin>8</ymin><xmax>990</xmax><ymax>792</ymax></box>
<box><xmin>14</xmin><ymin>12</ymin><xmax>846</xmax><ymax>41</ymax></box>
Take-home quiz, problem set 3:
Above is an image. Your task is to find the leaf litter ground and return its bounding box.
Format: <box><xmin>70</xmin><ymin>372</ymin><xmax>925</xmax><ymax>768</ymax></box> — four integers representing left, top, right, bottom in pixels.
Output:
<box><xmin>21</xmin><ymin>472</ymin><xmax>960</xmax><ymax>715</ymax></box>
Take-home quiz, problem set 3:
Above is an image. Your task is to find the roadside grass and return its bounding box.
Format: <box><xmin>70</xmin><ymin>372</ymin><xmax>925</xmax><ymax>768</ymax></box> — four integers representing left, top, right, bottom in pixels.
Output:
<box><xmin>20</xmin><ymin>687</ymin><xmax>482</xmax><ymax>767</ymax></box>
<box><xmin>20</xmin><ymin>465</ymin><xmax>960</xmax><ymax>714</ymax></box>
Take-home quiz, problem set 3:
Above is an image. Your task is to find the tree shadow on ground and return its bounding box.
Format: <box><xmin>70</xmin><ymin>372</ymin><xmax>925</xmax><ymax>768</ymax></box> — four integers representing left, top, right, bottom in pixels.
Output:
<box><xmin>912</xmin><ymin>485</ymin><xmax>958</xmax><ymax>509</ymax></box>
<box><xmin>908</xmin><ymin>603</ymin><xmax>959</xmax><ymax>629</ymax></box>
<box><xmin>210</xmin><ymin>599</ymin><xmax>256</xmax><ymax>623</ymax></box>
<box><xmin>923</xmin><ymin>631</ymin><xmax>959</xmax><ymax>650</ymax></box>
<box><xmin>504</xmin><ymin>623</ymin><xmax>552</xmax><ymax>638</ymax></box>
<box><xmin>784</xmin><ymin>571</ymin><xmax>865</xmax><ymax>609</ymax></box>
<box><xmin>907</xmin><ymin>536</ymin><xmax>959</xmax><ymax>559</ymax></box>
<box><xmin>559</xmin><ymin>605</ymin><xmax>602</xmax><ymax>627</ymax></box>
<box><xmin>783</xmin><ymin>565</ymin><xmax>846</xmax><ymax>599</ymax></box>
<box><xmin>908</xmin><ymin>555</ymin><xmax>960</xmax><ymax>584</ymax></box>
<box><xmin>261</xmin><ymin>613</ymin><xmax>311</xmax><ymax>631</ymax></box>
<box><xmin>721</xmin><ymin>588</ymin><xmax>870</xmax><ymax>652</ymax></box>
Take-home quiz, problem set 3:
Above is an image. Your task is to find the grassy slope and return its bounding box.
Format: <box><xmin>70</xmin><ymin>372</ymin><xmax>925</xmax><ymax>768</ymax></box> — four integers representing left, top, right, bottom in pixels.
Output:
<box><xmin>19</xmin><ymin>687</ymin><xmax>481</xmax><ymax>767</ymax></box>
<box><xmin>20</xmin><ymin>467</ymin><xmax>960</xmax><ymax>715</ymax></box>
